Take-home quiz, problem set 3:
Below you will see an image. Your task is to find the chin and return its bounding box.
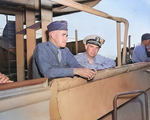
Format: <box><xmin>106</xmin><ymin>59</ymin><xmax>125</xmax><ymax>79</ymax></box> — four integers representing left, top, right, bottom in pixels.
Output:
<box><xmin>61</xmin><ymin>45</ymin><xmax>66</xmax><ymax>48</ymax></box>
<box><xmin>90</xmin><ymin>53</ymin><xmax>96</xmax><ymax>57</ymax></box>
<box><xmin>89</xmin><ymin>55</ymin><xmax>95</xmax><ymax>58</ymax></box>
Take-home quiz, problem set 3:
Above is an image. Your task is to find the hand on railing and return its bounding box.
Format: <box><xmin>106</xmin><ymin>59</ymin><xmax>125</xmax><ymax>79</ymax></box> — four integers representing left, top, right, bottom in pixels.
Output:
<box><xmin>0</xmin><ymin>73</ymin><xmax>13</xmax><ymax>84</ymax></box>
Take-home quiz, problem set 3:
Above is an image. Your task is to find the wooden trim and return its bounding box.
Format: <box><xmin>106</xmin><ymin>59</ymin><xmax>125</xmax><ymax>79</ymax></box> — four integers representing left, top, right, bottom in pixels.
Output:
<box><xmin>0</xmin><ymin>77</ymin><xmax>48</xmax><ymax>90</ymax></box>
<box><xmin>16</xmin><ymin>13</ymin><xmax>25</xmax><ymax>81</ymax></box>
<box><xmin>26</xmin><ymin>28</ymin><xmax>36</xmax><ymax>79</ymax></box>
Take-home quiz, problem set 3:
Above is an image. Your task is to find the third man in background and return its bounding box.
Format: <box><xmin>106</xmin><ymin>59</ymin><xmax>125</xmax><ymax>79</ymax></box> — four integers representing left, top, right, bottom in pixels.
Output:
<box><xmin>132</xmin><ymin>33</ymin><xmax>150</xmax><ymax>63</ymax></box>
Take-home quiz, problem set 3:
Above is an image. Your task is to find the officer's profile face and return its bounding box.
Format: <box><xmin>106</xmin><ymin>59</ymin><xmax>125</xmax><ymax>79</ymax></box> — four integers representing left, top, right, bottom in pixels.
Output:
<box><xmin>50</xmin><ymin>30</ymin><xmax>68</xmax><ymax>48</ymax></box>
<box><xmin>85</xmin><ymin>44</ymin><xmax>100</xmax><ymax>58</ymax></box>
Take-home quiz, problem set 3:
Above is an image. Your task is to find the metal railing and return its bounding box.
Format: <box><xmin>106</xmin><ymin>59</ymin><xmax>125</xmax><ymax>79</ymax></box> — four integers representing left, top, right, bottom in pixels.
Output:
<box><xmin>113</xmin><ymin>90</ymin><xmax>149</xmax><ymax>120</ymax></box>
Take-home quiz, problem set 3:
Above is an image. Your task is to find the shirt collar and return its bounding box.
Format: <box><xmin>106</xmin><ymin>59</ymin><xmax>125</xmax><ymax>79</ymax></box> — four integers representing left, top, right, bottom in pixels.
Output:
<box><xmin>47</xmin><ymin>41</ymin><xmax>59</xmax><ymax>55</ymax></box>
<box><xmin>84</xmin><ymin>52</ymin><xmax>96</xmax><ymax>63</ymax></box>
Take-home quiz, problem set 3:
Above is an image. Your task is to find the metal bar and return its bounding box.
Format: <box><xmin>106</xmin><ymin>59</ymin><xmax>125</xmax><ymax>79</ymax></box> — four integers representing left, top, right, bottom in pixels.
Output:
<box><xmin>117</xmin><ymin>22</ymin><xmax>121</xmax><ymax>66</ymax></box>
<box><xmin>113</xmin><ymin>90</ymin><xmax>149</xmax><ymax>120</ymax></box>
<box><xmin>75</xmin><ymin>29</ymin><xmax>78</xmax><ymax>55</ymax></box>
<box><xmin>128</xmin><ymin>35</ymin><xmax>131</xmax><ymax>58</ymax></box>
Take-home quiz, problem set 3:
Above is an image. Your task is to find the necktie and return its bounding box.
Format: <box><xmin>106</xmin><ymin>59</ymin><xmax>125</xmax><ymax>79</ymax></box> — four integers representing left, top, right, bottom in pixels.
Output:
<box><xmin>57</xmin><ymin>49</ymin><xmax>62</xmax><ymax>62</ymax></box>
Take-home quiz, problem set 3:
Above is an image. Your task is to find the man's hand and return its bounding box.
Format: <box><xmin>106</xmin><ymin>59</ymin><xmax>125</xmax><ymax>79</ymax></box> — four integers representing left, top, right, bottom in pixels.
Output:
<box><xmin>74</xmin><ymin>68</ymin><xmax>97</xmax><ymax>80</ymax></box>
<box><xmin>0</xmin><ymin>73</ymin><xmax>13</xmax><ymax>84</ymax></box>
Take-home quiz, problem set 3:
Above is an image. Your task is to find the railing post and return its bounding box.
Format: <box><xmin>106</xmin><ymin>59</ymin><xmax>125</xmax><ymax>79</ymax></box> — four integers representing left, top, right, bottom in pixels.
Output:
<box><xmin>113</xmin><ymin>90</ymin><xmax>149</xmax><ymax>120</ymax></box>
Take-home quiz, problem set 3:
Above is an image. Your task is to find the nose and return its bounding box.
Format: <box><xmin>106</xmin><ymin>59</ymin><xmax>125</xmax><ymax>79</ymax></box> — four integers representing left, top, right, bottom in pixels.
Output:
<box><xmin>93</xmin><ymin>48</ymin><xmax>97</xmax><ymax>52</ymax></box>
<box><xmin>65</xmin><ymin>36</ymin><xmax>68</xmax><ymax>41</ymax></box>
<box><xmin>63</xmin><ymin>36</ymin><xmax>67</xmax><ymax>41</ymax></box>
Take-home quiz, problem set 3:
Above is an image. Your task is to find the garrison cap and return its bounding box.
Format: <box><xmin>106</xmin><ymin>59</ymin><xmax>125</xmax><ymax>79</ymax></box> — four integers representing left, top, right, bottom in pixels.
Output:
<box><xmin>83</xmin><ymin>35</ymin><xmax>105</xmax><ymax>48</ymax></box>
<box><xmin>141</xmin><ymin>33</ymin><xmax>150</xmax><ymax>41</ymax></box>
<box><xmin>47</xmin><ymin>20</ymin><xmax>68</xmax><ymax>32</ymax></box>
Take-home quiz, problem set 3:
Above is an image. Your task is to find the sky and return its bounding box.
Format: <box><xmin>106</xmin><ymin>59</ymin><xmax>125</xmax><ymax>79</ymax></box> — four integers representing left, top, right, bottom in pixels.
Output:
<box><xmin>0</xmin><ymin>0</ymin><xmax>150</xmax><ymax>59</ymax></box>
<box><xmin>53</xmin><ymin>0</ymin><xmax>150</xmax><ymax>59</ymax></box>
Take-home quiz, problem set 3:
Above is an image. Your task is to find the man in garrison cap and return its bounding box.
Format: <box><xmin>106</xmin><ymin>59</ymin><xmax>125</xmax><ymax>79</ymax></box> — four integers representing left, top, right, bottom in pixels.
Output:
<box><xmin>32</xmin><ymin>21</ymin><xmax>96</xmax><ymax>80</ymax></box>
<box><xmin>132</xmin><ymin>33</ymin><xmax>150</xmax><ymax>63</ymax></box>
<box><xmin>75</xmin><ymin>35</ymin><xmax>116</xmax><ymax>70</ymax></box>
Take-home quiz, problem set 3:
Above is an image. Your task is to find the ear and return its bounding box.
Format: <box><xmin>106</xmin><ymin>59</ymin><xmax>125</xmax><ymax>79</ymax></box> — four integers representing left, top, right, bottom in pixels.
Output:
<box><xmin>50</xmin><ymin>31</ymin><xmax>56</xmax><ymax>40</ymax></box>
<box><xmin>85</xmin><ymin>44</ymin><xmax>87</xmax><ymax>50</ymax></box>
<box><xmin>48</xmin><ymin>32</ymin><xmax>51</xmax><ymax>38</ymax></box>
